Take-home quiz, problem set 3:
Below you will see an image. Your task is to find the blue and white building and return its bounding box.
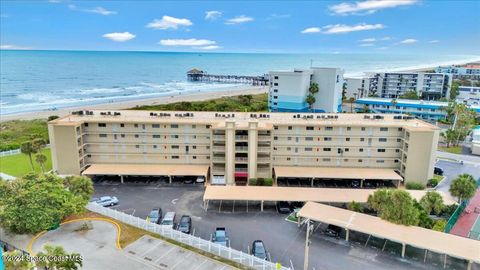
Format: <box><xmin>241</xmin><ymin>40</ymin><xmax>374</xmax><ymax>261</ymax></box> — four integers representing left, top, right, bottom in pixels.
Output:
<box><xmin>356</xmin><ymin>97</ymin><xmax>480</xmax><ymax>122</ymax></box>
<box><xmin>457</xmin><ymin>86</ymin><xmax>480</xmax><ymax>105</ymax></box>
<box><xmin>268</xmin><ymin>67</ymin><xmax>344</xmax><ymax>113</ymax></box>
<box><xmin>436</xmin><ymin>65</ymin><xmax>480</xmax><ymax>77</ymax></box>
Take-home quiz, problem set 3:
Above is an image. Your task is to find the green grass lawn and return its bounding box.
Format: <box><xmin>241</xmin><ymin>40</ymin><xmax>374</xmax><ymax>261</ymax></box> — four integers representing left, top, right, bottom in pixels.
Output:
<box><xmin>438</xmin><ymin>146</ymin><xmax>463</xmax><ymax>154</ymax></box>
<box><xmin>0</xmin><ymin>148</ymin><xmax>52</xmax><ymax>177</ymax></box>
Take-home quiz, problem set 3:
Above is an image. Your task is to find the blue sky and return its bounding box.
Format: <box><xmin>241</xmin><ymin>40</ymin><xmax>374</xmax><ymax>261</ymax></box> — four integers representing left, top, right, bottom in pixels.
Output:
<box><xmin>1</xmin><ymin>0</ymin><xmax>479</xmax><ymax>54</ymax></box>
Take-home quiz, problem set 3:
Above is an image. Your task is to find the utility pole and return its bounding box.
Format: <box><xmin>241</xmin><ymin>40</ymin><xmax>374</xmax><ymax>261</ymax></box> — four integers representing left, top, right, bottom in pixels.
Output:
<box><xmin>304</xmin><ymin>219</ymin><xmax>314</xmax><ymax>270</ymax></box>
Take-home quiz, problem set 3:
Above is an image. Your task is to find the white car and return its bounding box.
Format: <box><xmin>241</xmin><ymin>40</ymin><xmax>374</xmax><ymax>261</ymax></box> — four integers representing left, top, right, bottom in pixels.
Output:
<box><xmin>93</xmin><ymin>196</ymin><xmax>119</xmax><ymax>207</ymax></box>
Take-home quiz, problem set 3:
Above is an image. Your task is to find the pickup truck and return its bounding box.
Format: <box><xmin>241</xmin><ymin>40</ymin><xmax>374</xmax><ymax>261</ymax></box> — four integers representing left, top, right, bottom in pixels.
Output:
<box><xmin>212</xmin><ymin>227</ymin><xmax>230</xmax><ymax>247</ymax></box>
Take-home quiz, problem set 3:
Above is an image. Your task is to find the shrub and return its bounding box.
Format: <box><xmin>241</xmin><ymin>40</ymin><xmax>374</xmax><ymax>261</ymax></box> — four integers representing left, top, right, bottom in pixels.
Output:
<box><xmin>263</xmin><ymin>178</ymin><xmax>273</xmax><ymax>186</ymax></box>
<box><xmin>427</xmin><ymin>178</ymin><xmax>439</xmax><ymax>187</ymax></box>
<box><xmin>249</xmin><ymin>178</ymin><xmax>257</xmax><ymax>186</ymax></box>
<box><xmin>47</xmin><ymin>115</ymin><xmax>59</xmax><ymax>121</ymax></box>
<box><xmin>347</xmin><ymin>201</ymin><xmax>364</xmax><ymax>213</ymax></box>
<box><xmin>406</xmin><ymin>182</ymin><xmax>425</xmax><ymax>190</ymax></box>
<box><xmin>432</xmin><ymin>219</ymin><xmax>447</xmax><ymax>232</ymax></box>
<box><xmin>256</xmin><ymin>178</ymin><xmax>265</xmax><ymax>186</ymax></box>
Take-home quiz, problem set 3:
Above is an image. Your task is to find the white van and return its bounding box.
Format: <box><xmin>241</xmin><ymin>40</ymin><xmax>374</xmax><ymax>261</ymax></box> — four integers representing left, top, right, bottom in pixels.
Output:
<box><xmin>161</xmin><ymin>212</ymin><xmax>176</xmax><ymax>228</ymax></box>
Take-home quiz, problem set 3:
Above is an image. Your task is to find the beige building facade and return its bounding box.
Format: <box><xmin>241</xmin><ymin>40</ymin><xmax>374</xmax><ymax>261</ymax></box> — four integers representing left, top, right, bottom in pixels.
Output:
<box><xmin>49</xmin><ymin>110</ymin><xmax>439</xmax><ymax>185</ymax></box>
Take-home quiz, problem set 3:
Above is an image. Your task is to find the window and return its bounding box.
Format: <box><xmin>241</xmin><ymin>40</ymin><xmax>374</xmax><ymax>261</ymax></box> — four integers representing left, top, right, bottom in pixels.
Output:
<box><xmin>396</xmin><ymin>149</ymin><xmax>400</xmax><ymax>153</ymax></box>
<box><xmin>135</xmin><ymin>145</ymin><xmax>140</xmax><ymax>148</ymax></box>
<box><xmin>323</xmin><ymin>158</ymin><xmax>331</xmax><ymax>162</ymax></box>
<box><xmin>359</xmin><ymin>148</ymin><xmax>364</xmax><ymax>152</ymax></box>
<box><xmin>324</xmin><ymin>137</ymin><xmax>332</xmax><ymax>141</ymax></box>
<box><xmin>344</xmin><ymin>148</ymin><xmax>349</xmax><ymax>152</ymax></box>
<box><xmin>377</xmin><ymin>149</ymin><xmax>386</xmax><ymax>152</ymax></box>
<box><xmin>172</xmin><ymin>156</ymin><xmax>179</xmax><ymax>159</ymax></box>
<box><xmin>121</xmin><ymin>134</ymin><xmax>125</xmax><ymax>138</ymax></box>
<box><xmin>135</xmin><ymin>134</ymin><xmax>139</xmax><ymax>138</ymax></box>
<box><xmin>288</xmin><ymin>126</ymin><xmax>292</xmax><ymax>130</ymax></box>
<box><xmin>287</xmin><ymin>147</ymin><xmax>291</xmax><ymax>151</ymax></box>
<box><xmin>192</xmin><ymin>145</ymin><xmax>197</xmax><ymax>149</ymax></box>
<box><xmin>323</xmin><ymin>148</ymin><xmax>331</xmax><ymax>151</ymax></box>
<box><xmin>305</xmin><ymin>137</ymin><xmax>313</xmax><ymax>141</ymax></box>
<box><xmin>376</xmin><ymin>160</ymin><xmax>385</xmax><ymax>163</ymax></box>
<box><xmin>153</xmin><ymin>135</ymin><xmax>161</xmax><ymax>138</ymax></box>
<box><xmin>305</xmin><ymin>147</ymin><xmax>313</xmax><ymax>151</ymax></box>
<box><xmin>193</xmin><ymin>156</ymin><xmax>197</xmax><ymax>159</ymax></box>
<box><xmin>397</xmin><ymin>138</ymin><xmax>401</xmax><ymax>142</ymax></box>
<box><xmin>358</xmin><ymin>159</ymin><xmax>363</xmax><ymax>163</ymax></box>
<box><xmin>99</xmin><ymin>134</ymin><xmax>107</xmax><ymax>138</ymax></box>
<box><xmin>274</xmin><ymin>89</ymin><xmax>278</xmax><ymax>93</ymax></box>
<box><xmin>398</xmin><ymin>128</ymin><xmax>403</xmax><ymax>131</ymax></box>
<box><xmin>394</xmin><ymin>159</ymin><xmax>399</xmax><ymax>163</ymax></box>
<box><xmin>286</xmin><ymin>157</ymin><xmax>291</xmax><ymax>161</ymax></box>
<box><xmin>379</xmin><ymin>138</ymin><xmax>387</xmax><ymax>142</ymax></box>
<box><xmin>346</xmin><ymin>138</ymin><xmax>350</xmax><ymax>142</ymax></box>
<box><xmin>360</xmin><ymin>138</ymin><xmax>365</xmax><ymax>142</ymax></box>
<box><xmin>274</xmin><ymin>125</ymin><xmax>278</xmax><ymax>130</ymax></box>
<box><xmin>306</xmin><ymin>126</ymin><xmax>314</xmax><ymax>131</ymax></box>
<box><xmin>134</xmin><ymin>124</ymin><xmax>139</xmax><ymax>128</ymax></box>
<box><xmin>288</xmin><ymin>137</ymin><xmax>292</xmax><ymax>141</ymax></box>
<box><xmin>171</xmin><ymin>145</ymin><xmax>179</xmax><ymax>149</ymax></box>
<box><xmin>274</xmin><ymin>136</ymin><xmax>278</xmax><ymax>140</ymax></box>
<box><xmin>274</xmin><ymin>83</ymin><xmax>278</xmax><ymax>86</ymax></box>
<box><xmin>171</xmin><ymin>124</ymin><xmax>179</xmax><ymax>128</ymax></box>
<box><xmin>347</xmin><ymin>127</ymin><xmax>351</xmax><ymax>131</ymax></box>
<box><xmin>98</xmin><ymin>123</ymin><xmax>106</xmax><ymax>127</ymax></box>
<box><xmin>171</xmin><ymin>135</ymin><xmax>179</xmax><ymax>139</ymax></box>
<box><xmin>361</xmin><ymin>127</ymin><xmax>366</xmax><ymax>131</ymax></box>
<box><xmin>192</xmin><ymin>125</ymin><xmax>196</xmax><ymax>129</ymax></box>
<box><xmin>380</xmin><ymin>127</ymin><xmax>389</xmax><ymax>132</ymax></box>
<box><xmin>153</xmin><ymin>145</ymin><xmax>158</xmax><ymax>149</ymax></box>
<box><xmin>152</xmin><ymin>124</ymin><xmax>160</xmax><ymax>128</ymax></box>
<box><xmin>120</xmin><ymin>123</ymin><xmax>125</xmax><ymax>128</ymax></box>
<box><xmin>274</xmin><ymin>76</ymin><xmax>278</xmax><ymax>79</ymax></box>
<box><xmin>84</xmin><ymin>123</ymin><xmax>89</xmax><ymax>127</ymax></box>
<box><xmin>325</xmin><ymin>126</ymin><xmax>333</xmax><ymax>131</ymax></box>
<box><xmin>274</xmin><ymin>96</ymin><xmax>278</xmax><ymax>99</ymax></box>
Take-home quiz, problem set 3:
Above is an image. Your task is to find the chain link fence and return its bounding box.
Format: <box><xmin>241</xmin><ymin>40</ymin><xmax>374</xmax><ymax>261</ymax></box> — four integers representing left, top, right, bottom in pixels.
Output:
<box><xmin>86</xmin><ymin>203</ymin><xmax>291</xmax><ymax>270</ymax></box>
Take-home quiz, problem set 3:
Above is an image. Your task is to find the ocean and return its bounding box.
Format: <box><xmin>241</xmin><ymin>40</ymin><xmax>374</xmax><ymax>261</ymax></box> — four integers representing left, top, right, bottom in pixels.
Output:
<box><xmin>1</xmin><ymin>50</ymin><xmax>479</xmax><ymax>115</ymax></box>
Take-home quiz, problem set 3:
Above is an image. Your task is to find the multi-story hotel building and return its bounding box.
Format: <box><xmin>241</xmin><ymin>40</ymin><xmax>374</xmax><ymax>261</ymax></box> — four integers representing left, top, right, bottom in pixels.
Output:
<box><xmin>367</xmin><ymin>72</ymin><xmax>452</xmax><ymax>100</ymax></box>
<box><xmin>49</xmin><ymin>110</ymin><xmax>439</xmax><ymax>186</ymax></box>
<box><xmin>268</xmin><ymin>67</ymin><xmax>344</xmax><ymax>113</ymax></box>
<box><xmin>436</xmin><ymin>65</ymin><xmax>480</xmax><ymax>79</ymax></box>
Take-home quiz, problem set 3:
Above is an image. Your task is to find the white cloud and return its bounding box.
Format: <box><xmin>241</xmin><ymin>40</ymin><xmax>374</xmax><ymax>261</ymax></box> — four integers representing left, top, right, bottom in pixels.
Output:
<box><xmin>159</xmin><ymin>39</ymin><xmax>216</xmax><ymax>46</ymax></box>
<box><xmin>301</xmin><ymin>27</ymin><xmax>321</xmax><ymax>34</ymax></box>
<box><xmin>225</xmin><ymin>15</ymin><xmax>254</xmax><ymax>25</ymax></box>
<box><xmin>102</xmin><ymin>32</ymin><xmax>136</xmax><ymax>42</ymax></box>
<box><xmin>322</xmin><ymin>23</ymin><xmax>384</xmax><ymax>34</ymax></box>
<box><xmin>329</xmin><ymin>0</ymin><xmax>418</xmax><ymax>15</ymax></box>
<box><xmin>195</xmin><ymin>45</ymin><xmax>221</xmax><ymax>50</ymax></box>
<box><xmin>146</xmin><ymin>16</ymin><xmax>193</xmax><ymax>30</ymax></box>
<box><xmin>381</xmin><ymin>36</ymin><xmax>391</xmax><ymax>40</ymax></box>
<box><xmin>360</xmin><ymin>43</ymin><xmax>375</xmax><ymax>47</ymax></box>
<box><xmin>400</xmin><ymin>38</ymin><xmax>418</xmax><ymax>44</ymax></box>
<box><xmin>85</xmin><ymin>7</ymin><xmax>117</xmax><ymax>16</ymax></box>
<box><xmin>359</xmin><ymin>38</ymin><xmax>376</xmax><ymax>42</ymax></box>
<box><xmin>205</xmin><ymin>11</ymin><xmax>222</xmax><ymax>20</ymax></box>
<box><xmin>0</xmin><ymin>44</ymin><xmax>31</xmax><ymax>50</ymax></box>
<box><xmin>429</xmin><ymin>40</ymin><xmax>440</xmax><ymax>43</ymax></box>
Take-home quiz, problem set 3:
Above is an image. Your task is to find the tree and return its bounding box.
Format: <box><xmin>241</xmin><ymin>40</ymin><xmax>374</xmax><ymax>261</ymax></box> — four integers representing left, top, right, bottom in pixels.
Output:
<box><xmin>3</xmin><ymin>249</ymin><xmax>35</xmax><ymax>270</ymax></box>
<box><xmin>32</xmin><ymin>138</ymin><xmax>46</xmax><ymax>153</ymax></box>
<box><xmin>399</xmin><ymin>90</ymin><xmax>420</xmax><ymax>100</ymax></box>
<box><xmin>367</xmin><ymin>189</ymin><xmax>419</xmax><ymax>226</ymax></box>
<box><xmin>347</xmin><ymin>201</ymin><xmax>364</xmax><ymax>213</ymax></box>
<box><xmin>20</xmin><ymin>141</ymin><xmax>36</xmax><ymax>172</ymax></box>
<box><xmin>432</xmin><ymin>219</ymin><xmax>447</xmax><ymax>232</ymax></box>
<box><xmin>305</xmin><ymin>83</ymin><xmax>319</xmax><ymax>112</ymax></box>
<box><xmin>305</xmin><ymin>94</ymin><xmax>316</xmax><ymax>111</ymax></box>
<box><xmin>419</xmin><ymin>191</ymin><xmax>445</xmax><ymax>215</ymax></box>
<box><xmin>450</xmin><ymin>81</ymin><xmax>460</xmax><ymax>100</ymax></box>
<box><xmin>342</xmin><ymin>82</ymin><xmax>347</xmax><ymax>100</ymax></box>
<box><xmin>309</xmin><ymin>82</ymin><xmax>319</xmax><ymax>95</ymax></box>
<box><xmin>440</xmin><ymin>128</ymin><xmax>457</xmax><ymax>147</ymax></box>
<box><xmin>35</xmin><ymin>153</ymin><xmax>47</xmax><ymax>173</ymax></box>
<box><xmin>0</xmin><ymin>173</ymin><xmax>87</xmax><ymax>234</ymax></box>
<box><xmin>36</xmin><ymin>244</ymin><xmax>82</xmax><ymax>270</ymax></box>
<box><xmin>64</xmin><ymin>175</ymin><xmax>94</xmax><ymax>201</ymax></box>
<box><xmin>449</xmin><ymin>174</ymin><xmax>476</xmax><ymax>203</ymax></box>
<box><xmin>391</xmin><ymin>99</ymin><xmax>398</xmax><ymax>109</ymax></box>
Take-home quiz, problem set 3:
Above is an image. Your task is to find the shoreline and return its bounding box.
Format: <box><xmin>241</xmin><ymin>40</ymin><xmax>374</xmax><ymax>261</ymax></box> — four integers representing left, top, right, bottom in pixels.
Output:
<box><xmin>0</xmin><ymin>86</ymin><xmax>268</xmax><ymax>122</ymax></box>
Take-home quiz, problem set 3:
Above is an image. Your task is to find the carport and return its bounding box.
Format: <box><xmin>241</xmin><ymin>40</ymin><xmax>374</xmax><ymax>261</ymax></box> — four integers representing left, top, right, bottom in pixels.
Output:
<box><xmin>202</xmin><ymin>186</ymin><xmax>456</xmax><ymax>212</ymax></box>
<box><xmin>82</xmin><ymin>164</ymin><xmax>209</xmax><ymax>184</ymax></box>
<box><xmin>274</xmin><ymin>166</ymin><xmax>403</xmax><ymax>187</ymax></box>
<box><xmin>297</xmin><ymin>202</ymin><xmax>480</xmax><ymax>270</ymax></box>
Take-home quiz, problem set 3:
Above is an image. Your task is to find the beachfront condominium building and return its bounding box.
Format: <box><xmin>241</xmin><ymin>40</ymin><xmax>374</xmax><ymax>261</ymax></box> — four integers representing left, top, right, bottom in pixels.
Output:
<box><xmin>268</xmin><ymin>67</ymin><xmax>344</xmax><ymax>113</ymax></box>
<box><xmin>457</xmin><ymin>86</ymin><xmax>480</xmax><ymax>105</ymax></box>
<box><xmin>49</xmin><ymin>110</ymin><xmax>440</xmax><ymax>186</ymax></box>
<box><xmin>436</xmin><ymin>65</ymin><xmax>480</xmax><ymax>78</ymax></box>
<box><xmin>344</xmin><ymin>77</ymin><xmax>373</xmax><ymax>99</ymax></box>
<box><xmin>355</xmin><ymin>97</ymin><xmax>480</xmax><ymax>122</ymax></box>
<box><xmin>367</xmin><ymin>72</ymin><xmax>452</xmax><ymax>100</ymax></box>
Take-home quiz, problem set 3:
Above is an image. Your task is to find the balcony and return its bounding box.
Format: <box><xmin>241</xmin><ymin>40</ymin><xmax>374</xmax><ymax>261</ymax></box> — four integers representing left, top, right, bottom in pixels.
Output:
<box><xmin>235</xmin><ymin>167</ymin><xmax>248</xmax><ymax>172</ymax></box>
<box><xmin>235</xmin><ymin>146</ymin><xmax>248</xmax><ymax>152</ymax></box>
<box><xmin>258</xmin><ymin>147</ymin><xmax>271</xmax><ymax>152</ymax></box>
<box><xmin>212</xmin><ymin>157</ymin><xmax>225</xmax><ymax>162</ymax></box>
<box><xmin>212</xmin><ymin>146</ymin><xmax>225</xmax><ymax>152</ymax></box>
<box><xmin>213</xmin><ymin>135</ymin><xmax>225</xmax><ymax>140</ymax></box>
<box><xmin>235</xmin><ymin>135</ymin><xmax>248</xmax><ymax>141</ymax></box>
<box><xmin>235</xmin><ymin>157</ymin><xmax>248</xmax><ymax>163</ymax></box>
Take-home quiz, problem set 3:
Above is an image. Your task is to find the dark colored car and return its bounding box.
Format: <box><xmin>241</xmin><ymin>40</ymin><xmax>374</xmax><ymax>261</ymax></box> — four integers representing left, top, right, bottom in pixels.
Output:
<box><xmin>434</xmin><ymin>167</ymin><xmax>444</xmax><ymax>176</ymax></box>
<box><xmin>252</xmin><ymin>240</ymin><xmax>268</xmax><ymax>260</ymax></box>
<box><xmin>176</xmin><ymin>215</ymin><xmax>192</xmax><ymax>234</ymax></box>
<box><xmin>324</xmin><ymin>224</ymin><xmax>342</xmax><ymax>238</ymax></box>
<box><xmin>147</xmin><ymin>208</ymin><xmax>162</xmax><ymax>224</ymax></box>
<box><xmin>276</xmin><ymin>201</ymin><xmax>292</xmax><ymax>214</ymax></box>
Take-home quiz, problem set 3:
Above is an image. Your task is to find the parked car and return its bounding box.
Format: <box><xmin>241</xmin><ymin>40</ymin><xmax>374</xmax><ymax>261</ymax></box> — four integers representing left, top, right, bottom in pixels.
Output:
<box><xmin>351</xmin><ymin>180</ymin><xmax>360</xmax><ymax>188</ymax></box>
<box><xmin>93</xmin><ymin>196</ymin><xmax>118</xmax><ymax>207</ymax></box>
<box><xmin>324</xmin><ymin>224</ymin><xmax>342</xmax><ymax>238</ymax></box>
<box><xmin>147</xmin><ymin>208</ymin><xmax>162</xmax><ymax>224</ymax></box>
<box><xmin>212</xmin><ymin>227</ymin><xmax>229</xmax><ymax>247</ymax></box>
<box><xmin>196</xmin><ymin>176</ymin><xmax>205</xmax><ymax>183</ymax></box>
<box><xmin>183</xmin><ymin>178</ymin><xmax>194</xmax><ymax>184</ymax></box>
<box><xmin>176</xmin><ymin>215</ymin><xmax>192</xmax><ymax>234</ymax></box>
<box><xmin>276</xmin><ymin>201</ymin><xmax>292</xmax><ymax>214</ymax></box>
<box><xmin>161</xmin><ymin>212</ymin><xmax>176</xmax><ymax>228</ymax></box>
<box><xmin>252</xmin><ymin>240</ymin><xmax>268</xmax><ymax>260</ymax></box>
<box><xmin>434</xmin><ymin>167</ymin><xmax>444</xmax><ymax>176</ymax></box>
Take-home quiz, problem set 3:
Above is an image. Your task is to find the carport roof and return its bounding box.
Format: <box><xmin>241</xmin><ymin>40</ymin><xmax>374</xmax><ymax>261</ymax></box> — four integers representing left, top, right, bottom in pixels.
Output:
<box><xmin>298</xmin><ymin>201</ymin><xmax>480</xmax><ymax>263</ymax></box>
<box><xmin>274</xmin><ymin>166</ymin><xmax>403</xmax><ymax>181</ymax></box>
<box><xmin>82</xmin><ymin>164</ymin><xmax>209</xmax><ymax>177</ymax></box>
<box><xmin>203</xmin><ymin>186</ymin><xmax>456</xmax><ymax>205</ymax></box>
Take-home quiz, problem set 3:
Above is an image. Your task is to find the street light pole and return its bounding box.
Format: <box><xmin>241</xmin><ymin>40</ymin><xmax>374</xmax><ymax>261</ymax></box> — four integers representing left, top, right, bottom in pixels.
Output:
<box><xmin>304</xmin><ymin>219</ymin><xmax>313</xmax><ymax>270</ymax></box>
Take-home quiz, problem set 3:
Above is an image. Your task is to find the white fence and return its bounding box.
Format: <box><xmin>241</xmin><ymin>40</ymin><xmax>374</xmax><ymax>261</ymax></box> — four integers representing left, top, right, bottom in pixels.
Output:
<box><xmin>87</xmin><ymin>203</ymin><xmax>291</xmax><ymax>270</ymax></box>
<box><xmin>0</xmin><ymin>149</ymin><xmax>21</xmax><ymax>157</ymax></box>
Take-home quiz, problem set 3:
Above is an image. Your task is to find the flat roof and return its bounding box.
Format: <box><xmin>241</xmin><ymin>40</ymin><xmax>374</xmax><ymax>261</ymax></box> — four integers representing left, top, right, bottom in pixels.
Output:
<box><xmin>298</xmin><ymin>202</ymin><xmax>480</xmax><ymax>263</ymax></box>
<box><xmin>274</xmin><ymin>166</ymin><xmax>403</xmax><ymax>181</ymax></box>
<box><xmin>82</xmin><ymin>164</ymin><xmax>209</xmax><ymax>177</ymax></box>
<box><xmin>203</xmin><ymin>186</ymin><xmax>456</xmax><ymax>205</ymax></box>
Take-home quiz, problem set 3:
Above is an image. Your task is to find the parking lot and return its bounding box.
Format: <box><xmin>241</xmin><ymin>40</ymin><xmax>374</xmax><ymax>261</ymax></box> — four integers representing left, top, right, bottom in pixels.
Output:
<box><xmin>93</xmin><ymin>180</ymin><xmax>461</xmax><ymax>270</ymax></box>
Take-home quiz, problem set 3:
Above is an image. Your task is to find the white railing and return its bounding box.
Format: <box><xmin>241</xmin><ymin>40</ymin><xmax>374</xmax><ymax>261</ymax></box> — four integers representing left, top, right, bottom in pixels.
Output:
<box><xmin>86</xmin><ymin>203</ymin><xmax>290</xmax><ymax>270</ymax></box>
<box><xmin>0</xmin><ymin>149</ymin><xmax>21</xmax><ymax>157</ymax></box>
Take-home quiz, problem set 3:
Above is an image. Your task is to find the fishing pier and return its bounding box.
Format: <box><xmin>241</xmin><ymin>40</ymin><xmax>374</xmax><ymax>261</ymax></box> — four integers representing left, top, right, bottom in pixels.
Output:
<box><xmin>187</xmin><ymin>69</ymin><xmax>269</xmax><ymax>86</ymax></box>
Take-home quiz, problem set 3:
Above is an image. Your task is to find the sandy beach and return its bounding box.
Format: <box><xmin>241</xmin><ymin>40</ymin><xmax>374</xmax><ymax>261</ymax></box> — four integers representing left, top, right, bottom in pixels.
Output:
<box><xmin>0</xmin><ymin>86</ymin><xmax>268</xmax><ymax>122</ymax></box>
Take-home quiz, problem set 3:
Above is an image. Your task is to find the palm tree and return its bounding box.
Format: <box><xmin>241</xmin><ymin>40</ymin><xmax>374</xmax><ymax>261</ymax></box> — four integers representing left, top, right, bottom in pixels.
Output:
<box><xmin>449</xmin><ymin>174</ymin><xmax>476</xmax><ymax>203</ymax></box>
<box><xmin>36</xmin><ymin>244</ymin><xmax>83</xmax><ymax>270</ymax></box>
<box><xmin>440</xmin><ymin>128</ymin><xmax>457</xmax><ymax>147</ymax></box>
<box><xmin>305</xmin><ymin>94</ymin><xmax>316</xmax><ymax>111</ymax></box>
<box><xmin>36</xmin><ymin>153</ymin><xmax>47</xmax><ymax>173</ymax></box>
<box><xmin>419</xmin><ymin>191</ymin><xmax>444</xmax><ymax>215</ymax></box>
<box><xmin>305</xmin><ymin>83</ymin><xmax>319</xmax><ymax>112</ymax></box>
<box><xmin>32</xmin><ymin>138</ymin><xmax>46</xmax><ymax>152</ymax></box>
<box><xmin>21</xmin><ymin>141</ymin><xmax>36</xmax><ymax>171</ymax></box>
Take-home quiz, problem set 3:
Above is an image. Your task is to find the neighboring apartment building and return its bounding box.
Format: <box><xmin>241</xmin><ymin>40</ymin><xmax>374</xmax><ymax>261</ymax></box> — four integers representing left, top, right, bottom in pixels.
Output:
<box><xmin>344</xmin><ymin>77</ymin><xmax>372</xmax><ymax>99</ymax></box>
<box><xmin>49</xmin><ymin>110</ymin><xmax>440</xmax><ymax>186</ymax></box>
<box><xmin>268</xmin><ymin>67</ymin><xmax>344</xmax><ymax>113</ymax></box>
<box><xmin>457</xmin><ymin>86</ymin><xmax>480</xmax><ymax>104</ymax></box>
<box><xmin>472</xmin><ymin>126</ymin><xmax>480</xmax><ymax>156</ymax></box>
<box><xmin>356</xmin><ymin>97</ymin><xmax>480</xmax><ymax>122</ymax></box>
<box><xmin>436</xmin><ymin>65</ymin><xmax>480</xmax><ymax>78</ymax></box>
<box><xmin>367</xmin><ymin>72</ymin><xmax>452</xmax><ymax>100</ymax></box>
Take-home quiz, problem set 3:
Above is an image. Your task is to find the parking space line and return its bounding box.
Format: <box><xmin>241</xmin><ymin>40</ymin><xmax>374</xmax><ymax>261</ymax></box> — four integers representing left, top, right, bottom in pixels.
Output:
<box><xmin>139</xmin><ymin>241</ymin><xmax>163</xmax><ymax>258</ymax></box>
<box><xmin>154</xmin><ymin>245</ymin><xmax>177</xmax><ymax>263</ymax></box>
<box><xmin>171</xmin><ymin>251</ymin><xmax>193</xmax><ymax>269</ymax></box>
<box><xmin>192</xmin><ymin>258</ymin><xmax>208</xmax><ymax>270</ymax></box>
